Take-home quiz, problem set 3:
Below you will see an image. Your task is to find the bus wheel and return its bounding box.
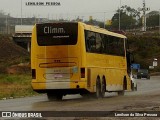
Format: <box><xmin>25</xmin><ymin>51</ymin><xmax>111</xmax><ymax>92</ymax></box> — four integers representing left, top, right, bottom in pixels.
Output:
<box><xmin>101</xmin><ymin>78</ymin><xmax>106</xmax><ymax>98</ymax></box>
<box><xmin>118</xmin><ymin>78</ymin><xmax>126</xmax><ymax>96</ymax></box>
<box><xmin>131</xmin><ymin>81</ymin><xmax>134</xmax><ymax>91</ymax></box>
<box><xmin>47</xmin><ymin>93</ymin><xmax>63</xmax><ymax>101</ymax></box>
<box><xmin>134</xmin><ymin>84</ymin><xmax>137</xmax><ymax>91</ymax></box>
<box><xmin>96</xmin><ymin>77</ymin><xmax>101</xmax><ymax>98</ymax></box>
<box><xmin>47</xmin><ymin>93</ymin><xmax>56</xmax><ymax>101</ymax></box>
<box><xmin>118</xmin><ymin>90</ymin><xmax>124</xmax><ymax>96</ymax></box>
<box><xmin>56</xmin><ymin>94</ymin><xmax>63</xmax><ymax>100</ymax></box>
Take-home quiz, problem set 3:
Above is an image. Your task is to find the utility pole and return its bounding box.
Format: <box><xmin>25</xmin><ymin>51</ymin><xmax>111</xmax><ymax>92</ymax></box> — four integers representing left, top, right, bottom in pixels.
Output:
<box><xmin>104</xmin><ymin>12</ymin><xmax>106</xmax><ymax>29</ymax></box>
<box><xmin>159</xmin><ymin>9</ymin><xmax>160</xmax><ymax>35</ymax></box>
<box><xmin>138</xmin><ymin>0</ymin><xmax>150</xmax><ymax>31</ymax></box>
<box><xmin>119</xmin><ymin>0</ymin><xmax>121</xmax><ymax>31</ymax></box>
<box><xmin>21</xmin><ymin>0</ymin><xmax>23</xmax><ymax>25</ymax></box>
<box><xmin>6</xmin><ymin>15</ymin><xmax>8</xmax><ymax>34</ymax></box>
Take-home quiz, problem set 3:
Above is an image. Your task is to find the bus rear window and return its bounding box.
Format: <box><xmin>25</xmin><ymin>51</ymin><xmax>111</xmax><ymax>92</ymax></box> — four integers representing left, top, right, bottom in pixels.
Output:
<box><xmin>36</xmin><ymin>22</ymin><xmax>78</xmax><ymax>46</ymax></box>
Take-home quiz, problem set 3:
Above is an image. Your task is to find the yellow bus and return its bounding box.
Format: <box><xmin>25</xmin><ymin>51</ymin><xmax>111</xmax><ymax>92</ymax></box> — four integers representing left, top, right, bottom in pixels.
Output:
<box><xmin>31</xmin><ymin>22</ymin><xmax>133</xmax><ymax>100</ymax></box>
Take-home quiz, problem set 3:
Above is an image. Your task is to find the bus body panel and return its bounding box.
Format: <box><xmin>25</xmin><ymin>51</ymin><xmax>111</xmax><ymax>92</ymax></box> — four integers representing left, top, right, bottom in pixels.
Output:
<box><xmin>31</xmin><ymin>23</ymin><xmax>87</xmax><ymax>91</ymax></box>
<box><xmin>85</xmin><ymin>53</ymin><xmax>128</xmax><ymax>92</ymax></box>
<box><xmin>31</xmin><ymin>22</ymin><xmax>131</xmax><ymax>95</ymax></box>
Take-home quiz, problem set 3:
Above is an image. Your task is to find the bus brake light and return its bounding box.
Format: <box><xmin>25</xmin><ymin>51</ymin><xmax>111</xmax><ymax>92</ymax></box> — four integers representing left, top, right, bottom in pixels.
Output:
<box><xmin>81</xmin><ymin>68</ymin><xmax>85</xmax><ymax>78</ymax></box>
<box><xmin>32</xmin><ymin>69</ymin><xmax>36</xmax><ymax>79</ymax></box>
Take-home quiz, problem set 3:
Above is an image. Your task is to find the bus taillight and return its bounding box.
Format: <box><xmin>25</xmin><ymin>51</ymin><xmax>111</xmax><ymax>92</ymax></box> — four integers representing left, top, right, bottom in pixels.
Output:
<box><xmin>32</xmin><ymin>69</ymin><xmax>36</xmax><ymax>79</ymax></box>
<box><xmin>81</xmin><ymin>68</ymin><xmax>85</xmax><ymax>78</ymax></box>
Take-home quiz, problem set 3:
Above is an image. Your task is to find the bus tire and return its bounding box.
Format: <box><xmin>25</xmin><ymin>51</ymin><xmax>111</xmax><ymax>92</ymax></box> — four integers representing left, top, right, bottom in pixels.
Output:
<box><xmin>47</xmin><ymin>93</ymin><xmax>56</xmax><ymax>101</ymax></box>
<box><xmin>131</xmin><ymin>81</ymin><xmax>134</xmax><ymax>91</ymax></box>
<box><xmin>47</xmin><ymin>93</ymin><xmax>63</xmax><ymax>101</ymax></box>
<box><xmin>56</xmin><ymin>95</ymin><xmax>63</xmax><ymax>100</ymax></box>
<box><xmin>118</xmin><ymin>90</ymin><xmax>124</xmax><ymax>96</ymax></box>
<box><xmin>101</xmin><ymin>77</ymin><xmax>106</xmax><ymax>98</ymax></box>
<box><xmin>118</xmin><ymin>77</ymin><xmax>126</xmax><ymax>96</ymax></box>
<box><xmin>134</xmin><ymin>84</ymin><xmax>137</xmax><ymax>91</ymax></box>
<box><xmin>95</xmin><ymin>77</ymin><xmax>101</xmax><ymax>98</ymax></box>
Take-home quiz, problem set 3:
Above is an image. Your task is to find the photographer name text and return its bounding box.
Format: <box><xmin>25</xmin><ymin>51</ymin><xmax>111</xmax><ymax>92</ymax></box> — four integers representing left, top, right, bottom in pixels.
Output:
<box><xmin>26</xmin><ymin>2</ymin><xmax>61</xmax><ymax>6</ymax></box>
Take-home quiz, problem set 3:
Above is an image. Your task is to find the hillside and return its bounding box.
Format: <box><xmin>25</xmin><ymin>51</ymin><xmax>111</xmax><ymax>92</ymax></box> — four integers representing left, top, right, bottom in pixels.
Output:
<box><xmin>127</xmin><ymin>34</ymin><xmax>160</xmax><ymax>72</ymax></box>
<box><xmin>0</xmin><ymin>35</ymin><xmax>29</xmax><ymax>73</ymax></box>
<box><xmin>0</xmin><ymin>34</ymin><xmax>159</xmax><ymax>73</ymax></box>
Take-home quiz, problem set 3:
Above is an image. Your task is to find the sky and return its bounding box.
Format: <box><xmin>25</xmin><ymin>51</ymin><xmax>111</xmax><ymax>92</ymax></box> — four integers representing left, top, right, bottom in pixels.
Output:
<box><xmin>0</xmin><ymin>0</ymin><xmax>160</xmax><ymax>21</ymax></box>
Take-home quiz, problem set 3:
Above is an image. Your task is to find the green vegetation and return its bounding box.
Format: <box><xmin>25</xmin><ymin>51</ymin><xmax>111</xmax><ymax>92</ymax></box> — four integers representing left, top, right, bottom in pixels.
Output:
<box><xmin>146</xmin><ymin>11</ymin><xmax>159</xmax><ymax>27</ymax></box>
<box><xmin>127</xmin><ymin>34</ymin><xmax>160</xmax><ymax>72</ymax></box>
<box><xmin>111</xmin><ymin>5</ymin><xmax>140</xmax><ymax>30</ymax></box>
<box><xmin>0</xmin><ymin>74</ymin><xmax>38</xmax><ymax>99</ymax></box>
<box><xmin>0</xmin><ymin>35</ymin><xmax>34</xmax><ymax>99</ymax></box>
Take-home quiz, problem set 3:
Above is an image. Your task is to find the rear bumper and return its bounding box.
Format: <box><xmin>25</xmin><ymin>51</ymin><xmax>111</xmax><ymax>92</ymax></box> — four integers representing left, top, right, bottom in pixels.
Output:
<box><xmin>31</xmin><ymin>81</ymin><xmax>86</xmax><ymax>91</ymax></box>
<box><xmin>31</xmin><ymin>81</ymin><xmax>89</xmax><ymax>94</ymax></box>
<box><xmin>33</xmin><ymin>88</ymin><xmax>89</xmax><ymax>95</ymax></box>
<box><xmin>31</xmin><ymin>81</ymin><xmax>70</xmax><ymax>90</ymax></box>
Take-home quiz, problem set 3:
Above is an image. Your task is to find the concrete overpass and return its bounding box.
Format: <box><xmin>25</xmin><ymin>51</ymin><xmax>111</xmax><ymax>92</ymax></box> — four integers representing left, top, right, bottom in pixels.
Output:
<box><xmin>13</xmin><ymin>25</ymin><xmax>33</xmax><ymax>52</ymax></box>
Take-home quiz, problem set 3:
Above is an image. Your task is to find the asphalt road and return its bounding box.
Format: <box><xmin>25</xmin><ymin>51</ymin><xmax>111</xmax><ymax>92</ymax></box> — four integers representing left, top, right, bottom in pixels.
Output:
<box><xmin>0</xmin><ymin>76</ymin><xmax>160</xmax><ymax>119</ymax></box>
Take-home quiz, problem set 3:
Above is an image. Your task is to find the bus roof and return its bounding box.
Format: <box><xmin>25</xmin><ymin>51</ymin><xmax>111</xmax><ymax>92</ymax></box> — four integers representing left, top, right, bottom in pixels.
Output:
<box><xmin>79</xmin><ymin>22</ymin><xmax>127</xmax><ymax>39</ymax></box>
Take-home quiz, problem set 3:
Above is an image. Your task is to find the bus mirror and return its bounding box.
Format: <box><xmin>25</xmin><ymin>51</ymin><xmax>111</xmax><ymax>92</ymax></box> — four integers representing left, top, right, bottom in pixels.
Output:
<box><xmin>126</xmin><ymin>51</ymin><xmax>134</xmax><ymax>64</ymax></box>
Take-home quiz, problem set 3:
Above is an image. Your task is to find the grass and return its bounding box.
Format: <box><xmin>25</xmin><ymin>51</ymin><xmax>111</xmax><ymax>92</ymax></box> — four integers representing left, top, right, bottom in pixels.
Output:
<box><xmin>0</xmin><ymin>74</ymin><xmax>38</xmax><ymax>99</ymax></box>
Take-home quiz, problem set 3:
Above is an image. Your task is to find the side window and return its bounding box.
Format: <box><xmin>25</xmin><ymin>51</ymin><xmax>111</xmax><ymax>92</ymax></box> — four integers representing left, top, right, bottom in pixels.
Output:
<box><xmin>85</xmin><ymin>31</ymin><xmax>96</xmax><ymax>52</ymax></box>
<box><xmin>85</xmin><ymin>30</ymin><xmax>125</xmax><ymax>56</ymax></box>
<box><xmin>95</xmin><ymin>33</ymin><xmax>103</xmax><ymax>53</ymax></box>
<box><xmin>107</xmin><ymin>36</ymin><xmax>125</xmax><ymax>56</ymax></box>
<box><xmin>107</xmin><ymin>36</ymin><xmax>113</xmax><ymax>55</ymax></box>
<box><xmin>85</xmin><ymin>30</ymin><xmax>104</xmax><ymax>53</ymax></box>
<box><xmin>102</xmin><ymin>35</ymin><xmax>109</xmax><ymax>54</ymax></box>
<box><xmin>104</xmin><ymin>36</ymin><xmax>125</xmax><ymax>56</ymax></box>
<box><xmin>118</xmin><ymin>38</ymin><xmax>125</xmax><ymax>56</ymax></box>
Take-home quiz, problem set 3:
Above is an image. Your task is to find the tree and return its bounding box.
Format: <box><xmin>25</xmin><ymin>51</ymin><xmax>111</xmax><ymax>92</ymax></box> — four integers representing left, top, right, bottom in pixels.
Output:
<box><xmin>110</xmin><ymin>5</ymin><xmax>140</xmax><ymax>30</ymax></box>
<box><xmin>84</xmin><ymin>19</ymin><xmax>104</xmax><ymax>28</ymax></box>
<box><xmin>0</xmin><ymin>10</ymin><xmax>5</xmax><ymax>18</ymax></box>
<box><xmin>146</xmin><ymin>11</ymin><xmax>159</xmax><ymax>27</ymax></box>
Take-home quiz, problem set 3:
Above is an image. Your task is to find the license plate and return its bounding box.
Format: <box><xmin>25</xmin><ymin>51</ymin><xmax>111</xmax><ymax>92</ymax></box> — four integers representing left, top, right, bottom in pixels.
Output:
<box><xmin>54</xmin><ymin>74</ymin><xmax>63</xmax><ymax>78</ymax></box>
